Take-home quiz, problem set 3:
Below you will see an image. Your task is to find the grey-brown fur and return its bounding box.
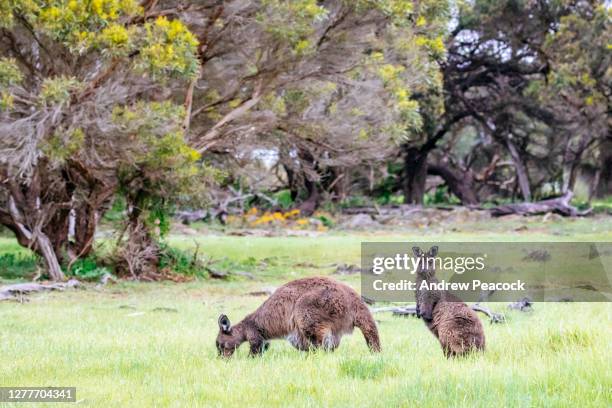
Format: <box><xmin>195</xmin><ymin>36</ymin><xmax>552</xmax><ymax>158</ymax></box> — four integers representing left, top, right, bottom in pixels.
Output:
<box><xmin>216</xmin><ymin>276</ymin><xmax>381</xmax><ymax>357</ymax></box>
<box><xmin>413</xmin><ymin>246</ymin><xmax>485</xmax><ymax>358</ymax></box>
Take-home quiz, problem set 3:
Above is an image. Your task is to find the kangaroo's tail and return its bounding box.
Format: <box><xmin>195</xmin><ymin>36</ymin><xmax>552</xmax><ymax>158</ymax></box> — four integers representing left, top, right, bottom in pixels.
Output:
<box><xmin>354</xmin><ymin>304</ymin><xmax>381</xmax><ymax>352</ymax></box>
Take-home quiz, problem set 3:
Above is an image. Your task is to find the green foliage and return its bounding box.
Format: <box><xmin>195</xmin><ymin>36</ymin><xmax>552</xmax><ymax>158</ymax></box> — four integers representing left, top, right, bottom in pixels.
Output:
<box><xmin>0</xmin><ymin>253</ymin><xmax>38</xmax><ymax>279</ymax></box>
<box><xmin>157</xmin><ymin>243</ymin><xmax>206</xmax><ymax>277</ymax></box>
<box><xmin>68</xmin><ymin>257</ymin><xmax>111</xmax><ymax>281</ymax></box>
<box><xmin>35</xmin><ymin>0</ymin><xmax>141</xmax><ymax>43</ymax></box>
<box><xmin>258</xmin><ymin>0</ymin><xmax>328</xmax><ymax>54</ymax></box>
<box><xmin>0</xmin><ymin>57</ymin><xmax>22</xmax><ymax>109</ymax></box>
<box><xmin>42</xmin><ymin>127</ymin><xmax>85</xmax><ymax>161</ymax></box>
<box><xmin>273</xmin><ymin>189</ymin><xmax>294</xmax><ymax>209</ymax></box>
<box><xmin>424</xmin><ymin>185</ymin><xmax>460</xmax><ymax>206</ymax></box>
<box><xmin>316</xmin><ymin>214</ymin><xmax>334</xmax><ymax>228</ymax></box>
<box><xmin>1</xmin><ymin>1</ymin><xmax>199</xmax><ymax>89</ymax></box>
<box><xmin>137</xmin><ymin>16</ymin><xmax>200</xmax><ymax>79</ymax></box>
<box><xmin>0</xmin><ymin>57</ymin><xmax>22</xmax><ymax>87</ymax></box>
<box><xmin>103</xmin><ymin>195</ymin><xmax>127</xmax><ymax>223</ymax></box>
<box><xmin>145</xmin><ymin>200</ymin><xmax>172</xmax><ymax>239</ymax></box>
<box><xmin>39</xmin><ymin>76</ymin><xmax>83</xmax><ymax>104</ymax></box>
<box><xmin>113</xmin><ymin>101</ymin><xmax>202</xmax><ymax>194</ymax></box>
<box><xmin>339</xmin><ymin>195</ymin><xmax>374</xmax><ymax>208</ymax></box>
<box><xmin>590</xmin><ymin>196</ymin><xmax>612</xmax><ymax>214</ymax></box>
<box><xmin>372</xmin><ymin>162</ymin><xmax>403</xmax><ymax>205</ymax></box>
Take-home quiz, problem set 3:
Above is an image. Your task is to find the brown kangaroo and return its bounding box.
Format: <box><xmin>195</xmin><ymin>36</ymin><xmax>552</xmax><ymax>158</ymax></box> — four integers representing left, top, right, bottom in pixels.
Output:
<box><xmin>216</xmin><ymin>276</ymin><xmax>381</xmax><ymax>357</ymax></box>
<box><xmin>413</xmin><ymin>246</ymin><xmax>485</xmax><ymax>358</ymax></box>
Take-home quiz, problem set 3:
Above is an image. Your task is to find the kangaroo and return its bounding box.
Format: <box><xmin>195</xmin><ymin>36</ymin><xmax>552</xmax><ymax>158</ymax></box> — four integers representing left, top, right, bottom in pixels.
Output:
<box><xmin>216</xmin><ymin>276</ymin><xmax>381</xmax><ymax>357</ymax></box>
<box><xmin>413</xmin><ymin>246</ymin><xmax>485</xmax><ymax>358</ymax></box>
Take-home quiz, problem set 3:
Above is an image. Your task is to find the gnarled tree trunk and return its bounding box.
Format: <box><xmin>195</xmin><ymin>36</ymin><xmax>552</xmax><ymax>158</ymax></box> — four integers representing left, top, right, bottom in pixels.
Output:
<box><xmin>402</xmin><ymin>146</ymin><xmax>428</xmax><ymax>205</ymax></box>
<box><xmin>115</xmin><ymin>190</ymin><xmax>161</xmax><ymax>278</ymax></box>
<box><xmin>427</xmin><ymin>163</ymin><xmax>479</xmax><ymax>205</ymax></box>
<box><xmin>505</xmin><ymin>138</ymin><xmax>531</xmax><ymax>202</ymax></box>
<box><xmin>0</xmin><ymin>161</ymin><xmax>114</xmax><ymax>280</ymax></box>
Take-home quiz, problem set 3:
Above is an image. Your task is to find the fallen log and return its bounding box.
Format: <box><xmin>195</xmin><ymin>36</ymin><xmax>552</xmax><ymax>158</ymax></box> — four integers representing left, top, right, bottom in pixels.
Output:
<box><xmin>490</xmin><ymin>191</ymin><xmax>591</xmax><ymax>217</ymax></box>
<box><xmin>371</xmin><ymin>304</ymin><xmax>505</xmax><ymax>323</ymax></box>
<box><xmin>0</xmin><ymin>279</ymin><xmax>80</xmax><ymax>302</ymax></box>
<box><xmin>471</xmin><ymin>304</ymin><xmax>505</xmax><ymax>323</ymax></box>
<box><xmin>508</xmin><ymin>297</ymin><xmax>533</xmax><ymax>311</ymax></box>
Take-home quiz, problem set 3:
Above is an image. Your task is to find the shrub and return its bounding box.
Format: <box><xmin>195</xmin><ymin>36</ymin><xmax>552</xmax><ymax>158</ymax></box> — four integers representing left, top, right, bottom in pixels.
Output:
<box><xmin>68</xmin><ymin>257</ymin><xmax>111</xmax><ymax>281</ymax></box>
<box><xmin>158</xmin><ymin>243</ymin><xmax>207</xmax><ymax>277</ymax></box>
<box><xmin>273</xmin><ymin>189</ymin><xmax>295</xmax><ymax>209</ymax></box>
<box><xmin>0</xmin><ymin>253</ymin><xmax>38</xmax><ymax>279</ymax></box>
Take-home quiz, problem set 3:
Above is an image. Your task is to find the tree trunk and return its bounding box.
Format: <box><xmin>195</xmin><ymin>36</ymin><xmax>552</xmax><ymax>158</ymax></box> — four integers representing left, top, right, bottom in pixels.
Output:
<box><xmin>116</xmin><ymin>192</ymin><xmax>160</xmax><ymax>278</ymax></box>
<box><xmin>1</xmin><ymin>160</ymin><xmax>114</xmax><ymax>280</ymax></box>
<box><xmin>427</xmin><ymin>163</ymin><xmax>479</xmax><ymax>205</ymax></box>
<box><xmin>70</xmin><ymin>185</ymin><xmax>115</xmax><ymax>260</ymax></box>
<box><xmin>297</xmin><ymin>178</ymin><xmax>320</xmax><ymax>216</ymax></box>
<box><xmin>505</xmin><ymin>139</ymin><xmax>531</xmax><ymax>201</ymax></box>
<box><xmin>37</xmin><ymin>233</ymin><xmax>65</xmax><ymax>281</ymax></box>
<box><xmin>594</xmin><ymin>139</ymin><xmax>612</xmax><ymax>198</ymax></box>
<box><xmin>402</xmin><ymin>146</ymin><xmax>428</xmax><ymax>205</ymax></box>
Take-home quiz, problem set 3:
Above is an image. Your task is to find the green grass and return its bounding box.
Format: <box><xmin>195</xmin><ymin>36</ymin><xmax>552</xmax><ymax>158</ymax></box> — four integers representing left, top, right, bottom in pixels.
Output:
<box><xmin>1</xmin><ymin>284</ymin><xmax>610</xmax><ymax>407</ymax></box>
<box><xmin>1</xmin><ymin>218</ymin><xmax>611</xmax><ymax>407</ymax></box>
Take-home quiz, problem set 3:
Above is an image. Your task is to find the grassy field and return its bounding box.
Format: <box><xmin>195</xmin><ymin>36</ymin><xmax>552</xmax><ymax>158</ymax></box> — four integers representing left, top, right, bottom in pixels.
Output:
<box><xmin>1</xmin><ymin>218</ymin><xmax>612</xmax><ymax>407</ymax></box>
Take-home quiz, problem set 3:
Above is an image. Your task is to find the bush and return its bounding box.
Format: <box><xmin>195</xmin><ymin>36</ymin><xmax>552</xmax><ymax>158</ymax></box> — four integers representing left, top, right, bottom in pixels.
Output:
<box><xmin>424</xmin><ymin>185</ymin><xmax>460</xmax><ymax>206</ymax></box>
<box><xmin>68</xmin><ymin>257</ymin><xmax>111</xmax><ymax>281</ymax></box>
<box><xmin>158</xmin><ymin>243</ymin><xmax>207</xmax><ymax>277</ymax></box>
<box><xmin>103</xmin><ymin>196</ymin><xmax>127</xmax><ymax>223</ymax></box>
<box><xmin>0</xmin><ymin>253</ymin><xmax>38</xmax><ymax>280</ymax></box>
<box><xmin>273</xmin><ymin>189</ymin><xmax>294</xmax><ymax>209</ymax></box>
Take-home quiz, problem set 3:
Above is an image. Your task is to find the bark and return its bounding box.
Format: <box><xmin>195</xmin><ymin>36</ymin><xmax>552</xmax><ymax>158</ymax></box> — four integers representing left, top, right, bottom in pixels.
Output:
<box><xmin>371</xmin><ymin>304</ymin><xmax>505</xmax><ymax>323</ymax></box>
<box><xmin>1</xmin><ymin>166</ymin><xmax>68</xmax><ymax>281</ymax></box>
<box><xmin>70</xmin><ymin>185</ymin><xmax>115</xmax><ymax>260</ymax></box>
<box><xmin>297</xmin><ymin>177</ymin><xmax>320</xmax><ymax>216</ymax></box>
<box><xmin>594</xmin><ymin>139</ymin><xmax>612</xmax><ymax>198</ymax></box>
<box><xmin>283</xmin><ymin>148</ymin><xmax>322</xmax><ymax>215</ymax></box>
<box><xmin>37</xmin><ymin>233</ymin><xmax>65</xmax><ymax>281</ymax></box>
<box><xmin>427</xmin><ymin>163</ymin><xmax>479</xmax><ymax>205</ymax></box>
<box><xmin>0</xmin><ymin>161</ymin><xmax>114</xmax><ymax>280</ymax></box>
<box><xmin>402</xmin><ymin>147</ymin><xmax>428</xmax><ymax>205</ymax></box>
<box><xmin>115</xmin><ymin>191</ymin><xmax>161</xmax><ymax>278</ymax></box>
<box><xmin>0</xmin><ymin>279</ymin><xmax>80</xmax><ymax>302</ymax></box>
<box><xmin>505</xmin><ymin>138</ymin><xmax>531</xmax><ymax>201</ymax></box>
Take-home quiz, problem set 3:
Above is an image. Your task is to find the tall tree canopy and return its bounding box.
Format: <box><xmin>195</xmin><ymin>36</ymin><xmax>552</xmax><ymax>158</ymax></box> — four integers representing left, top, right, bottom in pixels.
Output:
<box><xmin>0</xmin><ymin>0</ymin><xmax>451</xmax><ymax>278</ymax></box>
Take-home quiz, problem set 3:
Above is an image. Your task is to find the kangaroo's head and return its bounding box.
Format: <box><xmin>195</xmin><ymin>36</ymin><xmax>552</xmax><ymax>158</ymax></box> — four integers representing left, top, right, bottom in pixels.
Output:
<box><xmin>412</xmin><ymin>246</ymin><xmax>438</xmax><ymax>280</ymax></box>
<box><xmin>413</xmin><ymin>246</ymin><xmax>440</xmax><ymax>322</ymax></box>
<box><xmin>216</xmin><ymin>314</ymin><xmax>245</xmax><ymax>357</ymax></box>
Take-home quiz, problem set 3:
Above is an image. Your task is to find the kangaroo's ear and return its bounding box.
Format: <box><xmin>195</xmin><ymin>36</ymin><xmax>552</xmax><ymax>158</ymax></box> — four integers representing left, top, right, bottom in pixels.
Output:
<box><xmin>428</xmin><ymin>246</ymin><xmax>439</xmax><ymax>257</ymax></box>
<box><xmin>412</xmin><ymin>247</ymin><xmax>423</xmax><ymax>257</ymax></box>
<box><xmin>218</xmin><ymin>314</ymin><xmax>231</xmax><ymax>334</ymax></box>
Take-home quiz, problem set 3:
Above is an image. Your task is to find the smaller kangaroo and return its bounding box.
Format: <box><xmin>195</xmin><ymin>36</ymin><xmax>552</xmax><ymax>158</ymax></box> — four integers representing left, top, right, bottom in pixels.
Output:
<box><xmin>413</xmin><ymin>246</ymin><xmax>485</xmax><ymax>358</ymax></box>
<box><xmin>215</xmin><ymin>276</ymin><xmax>381</xmax><ymax>357</ymax></box>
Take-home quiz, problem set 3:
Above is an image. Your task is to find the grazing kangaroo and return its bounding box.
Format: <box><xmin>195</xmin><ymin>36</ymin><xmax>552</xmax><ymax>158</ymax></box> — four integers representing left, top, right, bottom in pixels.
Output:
<box><xmin>413</xmin><ymin>246</ymin><xmax>485</xmax><ymax>358</ymax></box>
<box><xmin>216</xmin><ymin>276</ymin><xmax>381</xmax><ymax>357</ymax></box>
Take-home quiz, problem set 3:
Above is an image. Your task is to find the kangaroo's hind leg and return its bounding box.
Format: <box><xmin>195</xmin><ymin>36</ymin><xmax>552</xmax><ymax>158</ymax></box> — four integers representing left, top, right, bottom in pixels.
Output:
<box><xmin>319</xmin><ymin>329</ymin><xmax>341</xmax><ymax>351</ymax></box>
<box><xmin>286</xmin><ymin>330</ymin><xmax>311</xmax><ymax>351</ymax></box>
<box><xmin>308</xmin><ymin>323</ymin><xmax>341</xmax><ymax>351</ymax></box>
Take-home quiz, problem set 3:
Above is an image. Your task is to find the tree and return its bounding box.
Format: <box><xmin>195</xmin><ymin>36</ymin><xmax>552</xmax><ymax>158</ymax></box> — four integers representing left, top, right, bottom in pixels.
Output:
<box><xmin>398</xmin><ymin>0</ymin><xmax>607</xmax><ymax>204</ymax></box>
<box><xmin>0</xmin><ymin>0</ymin><xmax>201</xmax><ymax>279</ymax></box>
<box><xmin>0</xmin><ymin>0</ymin><xmax>452</xmax><ymax>278</ymax></box>
<box><xmin>173</xmin><ymin>0</ymin><xmax>452</xmax><ymax>212</ymax></box>
<box><xmin>528</xmin><ymin>2</ymin><xmax>610</xmax><ymax>195</ymax></box>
